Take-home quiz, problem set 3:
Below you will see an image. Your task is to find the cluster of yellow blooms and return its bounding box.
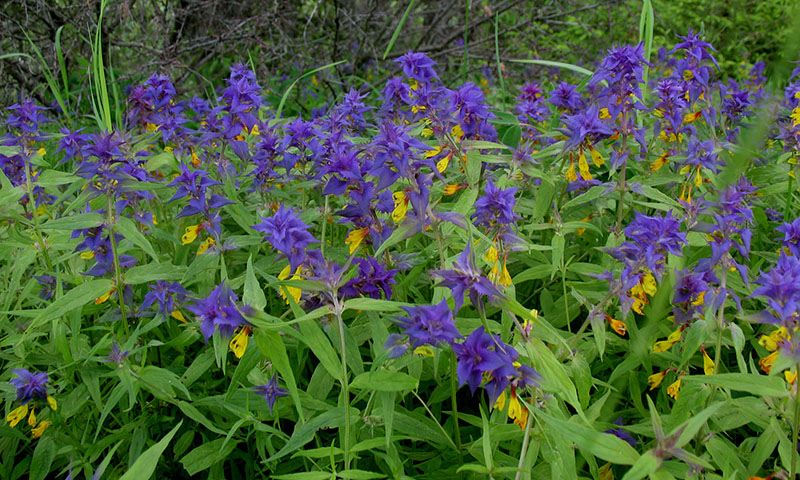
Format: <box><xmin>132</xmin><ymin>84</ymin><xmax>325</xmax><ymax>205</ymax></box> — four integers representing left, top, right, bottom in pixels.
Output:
<box><xmin>6</xmin><ymin>396</ymin><xmax>57</xmax><ymax>439</ymax></box>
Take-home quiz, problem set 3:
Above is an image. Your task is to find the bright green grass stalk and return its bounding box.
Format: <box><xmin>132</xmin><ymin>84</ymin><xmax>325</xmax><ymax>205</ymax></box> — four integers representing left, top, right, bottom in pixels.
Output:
<box><xmin>383</xmin><ymin>0</ymin><xmax>418</xmax><ymax>60</ymax></box>
<box><xmin>331</xmin><ymin>293</ymin><xmax>351</xmax><ymax>470</ymax></box>
<box><xmin>23</xmin><ymin>154</ymin><xmax>53</xmax><ymax>272</ymax></box>
<box><xmin>107</xmin><ymin>193</ymin><xmax>129</xmax><ymax>337</ymax></box>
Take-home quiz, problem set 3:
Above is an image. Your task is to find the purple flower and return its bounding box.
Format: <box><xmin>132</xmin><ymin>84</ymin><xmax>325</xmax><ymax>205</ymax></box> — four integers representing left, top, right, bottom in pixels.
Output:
<box><xmin>548</xmin><ymin>82</ymin><xmax>583</xmax><ymax>110</ymax></box>
<box><xmin>10</xmin><ymin>369</ymin><xmax>49</xmax><ymax>404</ymax></box>
<box><xmin>103</xmin><ymin>342</ymin><xmax>131</xmax><ymax>366</ymax></box>
<box><xmin>253</xmin><ymin>374</ymin><xmax>289</xmax><ymax>414</ymax></box>
<box><xmin>753</xmin><ymin>253</ymin><xmax>800</xmax><ymax>325</ymax></box>
<box><xmin>778</xmin><ymin>217</ymin><xmax>800</xmax><ymax>257</ymax></box>
<box><xmin>431</xmin><ymin>246</ymin><xmax>504</xmax><ymax>313</ymax></box>
<box><xmin>472</xmin><ymin>179</ymin><xmax>521</xmax><ymax>228</ymax></box>
<box><xmin>395</xmin><ymin>51</ymin><xmax>439</xmax><ymax>85</ymax></box>
<box><xmin>340</xmin><ymin>257</ymin><xmax>397</xmax><ymax>300</ymax></box>
<box><xmin>252</xmin><ymin>205</ymin><xmax>317</xmax><ymax>271</ymax></box>
<box><xmin>452</xmin><ymin>327</ymin><xmax>517</xmax><ymax>400</ymax></box>
<box><xmin>394</xmin><ymin>300</ymin><xmax>461</xmax><ymax>348</ymax></box>
<box><xmin>384</xmin><ymin>333</ymin><xmax>409</xmax><ymax>359</ymax></box>
<box><xmin>186</xmin><ymin>282</ymin><xmax>249</xmax><ymax>340</ymax></box>
<box><xmin>140</xmin><ymin>281</ymin><xmax>189</xmax><ymax>319</ymax></box>
<box><xmin>558</xmin><ymin>105</ymin><xmax>614</xmax><ymax>151</ymax></box>
<box><xmin>603</xmin><ymin>418</ymin><xmax>638</xmax><ymax>447</ymax></box>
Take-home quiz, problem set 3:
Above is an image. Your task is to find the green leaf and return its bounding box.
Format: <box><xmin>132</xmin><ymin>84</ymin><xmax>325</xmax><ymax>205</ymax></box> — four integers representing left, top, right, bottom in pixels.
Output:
<box><xmin>116</xmin><ymin>216</ymin><xmax>159</xmax><ymax>260</ymax></box>
<box><xmin>620</xmin><ymin>451</ymin><xmax>660</xmax><ymax>480</ymax></box>
<box><xmin>508</xmin><ymin>58</ymin><xmax>594</xmax><ymax>76</ymax></box>
<box><xmin>682</xmin><ymin>373</ymin><xmax>787</xmax><ymax>397</ymax></box>
<box><xmin>40</xmin><ymin>212</ymin><xmax>104</xmax><ymax>230</ymax></box>
<box><xmin>254</xmin><ymin>329</ymin><xmax>305</xmax><ymax>422</ymax></box>
<box><xmin>119</xmin><ymin>421</ymin><xmax>183</xmax><ymax>480</ymax></box>
<box><xmin>125</xmin><ymin>263</ymin><xmax>186</xmax><ymax>285</ymax></box>
<box><xmin>35</xmin><ymin>169</ymin><xmax>80</xmax><ymax>187</ymax></box>
<box><xmin>537</xmin><ymin>411</ymin><xmax>639</xmax><ymax>465</ymax></box>
<box><xmin>338</xmin><ymin>470</ymin><xmax>387</xmax><ymax>480</ymax></box>
<box><xmin>225</xmin><ymin>342</ymin><xmax>260</xmax><ymax>400</ymax></box>
<box><xmin>180</xmin><ymin>438</ymin><xmax>239</xmax><ymax>476</ymax></box>
<box><xmin>29</xmin><ymin>436</ymin><xmax>56</xmax><ymax>480</ymax></box>
<box><xmin>266</xmin><ymin>408</ymin><xmax>347</xmax><ymax>462</ymax></box>
<box><xmin>350</xmin><ymin>370</ymin><xmax>419</xmax><ymax>392</ymax></box>
<box><xmin>244</xmin><ymin>255</ymin><xmax>267</xmax><ymax>311</ymax></box>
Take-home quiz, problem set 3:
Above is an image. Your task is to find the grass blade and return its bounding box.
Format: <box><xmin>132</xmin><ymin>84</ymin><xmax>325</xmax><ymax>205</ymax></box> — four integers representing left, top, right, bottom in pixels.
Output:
<box><xmin>383</xmin><ymin>0</ymin><xmax>418</xmax><ymax>60</ymax></box>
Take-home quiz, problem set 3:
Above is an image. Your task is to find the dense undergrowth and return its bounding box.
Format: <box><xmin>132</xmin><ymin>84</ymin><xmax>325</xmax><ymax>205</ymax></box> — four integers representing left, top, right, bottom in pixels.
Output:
<box><xmin>3</xmin><ymin>15</ymin><xmax>800</xmax><ymax>480</ymax></box>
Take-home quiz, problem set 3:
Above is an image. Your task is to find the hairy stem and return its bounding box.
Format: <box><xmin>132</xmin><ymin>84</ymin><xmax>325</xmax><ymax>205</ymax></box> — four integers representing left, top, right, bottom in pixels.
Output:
<box><xmin>23</xmin><ymin>158</ymin><xmax>53</xmax><ymax>272</ymax></box>
<box><xmin>332</xmin><ymin>293</ymin><xmax>351</xmax><ymax>470</ymax></box>
<box><xmin>107</xmin><ymin>194</ymin><xmax>129</xmax><ymax>336</ymax></box>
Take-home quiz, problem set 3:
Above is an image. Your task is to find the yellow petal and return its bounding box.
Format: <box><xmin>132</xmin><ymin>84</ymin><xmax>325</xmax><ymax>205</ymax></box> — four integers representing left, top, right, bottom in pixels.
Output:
<box><xmin>425</xmin><ymin>145</ymin><xmax>443</xmax><ymax>158</ymax></box>
<box><xmin>345</xmin><ymin>228</ymin><xmax>369</xmax><ymax>254</ymax></box>
<box><xmin>493</xmin><ymin>390</ymin><xmax>507</xmax><ymax>411</ymax></box>
<box><xmin>484</xmin><ymin>246</ymin><xmax>498</xmax><ymax>264</ymax></box>
<box><xmin>759</xmin><ymin>351</ymin><xmax>778</xmax><ymax>374</ymax></box>
<box><xmin>6</xmin><ymin>404</ymin><xmax>28</xmax><ymax>427</ymax></box>
<box><xmin>589</xmin><ymin>146</ymin><xmax>604</xmax><ymax>167</ymax></box>
<box><xmin>31</xmin><ymin>420</ymin><xmax>51</xmax><ymax>439</ymax></box>
<box><xmin>47</xmin><ymin>396</ymin><xmax>57</xmax><ymax>411</ymax></box>
<box><xmin>95</xmin><ymin>289</ymin><xmax>114</xmax><ymax>305</ymax></box>
<box><xmin>608</xmin><ymin>317</ymin><xmax>627</xmax><ymax>336</ymax></box>
<box><xmin>80</xmin><ymin>250</ymin><xmax>95</xmax><ymax>260</ymax></box>
<box><xmin>28</xmin><ymin>408</ymin><xmax>37</xmax><ymax>427</ymax></box>
<box><xmin>702</xmin><ymin>349</ymin><xmax>715</xmax><ymax>375</ymax></box>
<box><xmin>565</xmin><ymin>160</ymin><xmax>578</xmax><ymax>182</ymax></box>
<box><xmin>171</xmin><ymin>310</ymin><xmax>186</xmax><ymax>323</ymax></box>
<box><xmin>578</xmin><ymin>151</ymin><xmax>592</xmax><ymax>181</ymax></box>
<box><xmin>647</xmin><ymin>371</ymin><xmax>667</xmax><ymax>390</ymax></box>
<box><xmin>392</xmin><ymin>192</ymin><xmax>409</xmax><ymax>223</ymax></box>
<box><xmin>413</xmin><ymin>346</ymin><xmax>435</xmax><ymax>357</ymax></box>
<box><xmin>436</xmin><ymin>155</ymin><xmax>450</xmax><ymax>173</ymax></box>
<box><xmin>182</xmin><ymin>225</ymin><xmax>201</xmax><ymax>245</ymax></box>
<box><xmin>229</xmin><ymin>326</ymin><xmax>251</xmax><ymax>359</ymax></box>
<box><xmin>499</xmin><ymin>257</ymin><xmax>512</xmax><ymax>286</ymax></box>
<box><xmin>196</xmin><ymin>237</ymin><xmax>215</xmax><ymax>255</ymax></box>
<box><xmin>667</xmin><ymin>378</ymin><xmax>681</xmax><ymax>399</ymax></box>
<box><xmin>785</xmin><ymin>370</ymin><xmax>797</xmax><ymax>384</ymax></box>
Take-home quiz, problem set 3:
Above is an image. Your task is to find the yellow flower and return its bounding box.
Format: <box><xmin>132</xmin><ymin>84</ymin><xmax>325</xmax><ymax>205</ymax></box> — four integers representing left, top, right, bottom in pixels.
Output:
<box><xmin>498</xmin><ymin>257</ymin><xmax>512</xmax><ymax>286</ymax></box>
<box><xmin>278</xmin><ymin>264</ymin><xmax>303</xmax><ymax>305</ymax></box>
<box><xmin>630</xmin><ymin>270</ymin><xmax>657</xmax><ymax>315</ymax></box>
<box><xmin>47</xmin><ymin>396</ymin><xmax>57</xmax><ymax>411</ymax></box>
<box><xmin>37</xmin><ymin>147</ymin><xmax>47</xmax><ymax>156</ymax></box>
<box><xmin>250</xmin><ymin>124</ymin><xmax>260</xmax><ymax>136</ymax></box>
<box><xmin>411</xmin><ymin>104</ymin><xmax>427</xmax><ymax>114</ymax></box>
<box><xmin>683</xmin><ymin>111</ymin><xmax>703</xmax><ymax>124</ymax></box>
<box><xmin>164</xmin><ymin>146</ymin><xmax>174</xmax><ymax>153</ymax></box>
<box><xmin>413</xmin><ymin>346</ymin><xmax>435</xmax><ymax>357</ymax></box>
<box><xmin>31</xmin><ymin>420</ymin><xmax>51</xmax><ymax>439</ymax></box>
<box><xmin>647</xmin><ymin>371</ymin><xmax>667</xmax><ymax>390</ymax></box>
<box><xmin>683</xmin><ymin>69</ymin><xmax>694</xmax><ymax>81</ymax></box>
<box><xmin>484</xmin><ymin>245</ymin><xmax>498</xmax><ymax>264</ymax></box>
<box><xmin>392</xmin><ymin>191</ymin><xmax>409</xmax><ymax>223</ymax></box>
<box><xmin>653</xmin><ymin>328</ymin><xmax>682</xmax><ymax>353</ymax></box>
<box><xmin>171</xmin><ymin>310</ymin><xmax>187</xmax><ymax>322</ymax></box>
<box><xmin>191</xmin><ymin>151</ymin><xmax>201</xmax><ymax>167</ymax></box>
<box><xmin>451</xmin><ymin>124</ymin><xmax>465</xmax><ymax>140</ymax></box>
<box><xmin>791</xmin><ymin>107</ymin><xmax>800</xmax><ymax>127</ymax></box>
<box><xmin>759</xmin><ymin>327</ymin><xmax>790</xmax><ymax>352</ymax></box>
<box><xmin>229</xmin><ymin>326</ymin><xmax>251</xmax><ymax>359</ymax></box>
<box><xmin>701</xmin><ymin>347</ymin><xmax>714</xmax><ymax>375</ymax></box>
<box><xmin>182</xmin><ymin>224</ymin><xmax>203</xmax><ymax>245</ymax></box>
<box><xmin>507</xmin><ymin>389</ymin><xmax>528</xmax><ymax>429</ymax></box>
<box><xmin>589</xmin><ymin>145</ymin><xmax>604</xmax><ymax>167</ymax></box>
<box><xmin>785</xmin><ymin>370</ymin><xmax>797</xmax><ymax>384</ymax></box>
<box><xmin>606</xmin><ymin>315</ymin><xmax>627</xmax><ymax>336</ymax></box>
<box><xmin>436</xmin><ymin>153</ymin><xmax>451</xmax><ymax>173</ymax></box>
<box><xmin>759</xmin><ymin>351</ymin><xmax>778</xmax><ymax>374</ymax></box>
<box><xmin>565</xmin><ymin>159</ymin><xmax>578</xmax><ymax>182</ymax></box>
<box><xmin>345</xmin><ymin>228</ymin><xmax>369</xmax><ymax>254</ymax></box>
<box><xmin>80</xmin><ymin>250</ymin><xmax>96</xmax><ymax>260</ymax></box>
<box><xmin>6</xmin><ymin>404</ymin><xmax>28</xmax><ymax>427</ymax></box>
<box><xmin>145</xmin><ymin>122</ymin><xmax>158</xmax><ymax>132</ymax></box>
<box><xmin>667</xmin><ymin>378</ymin><xmax>681</xmax><ymax>399</ymax></box>
<box><xmin>599</xmin><ymin>108</ymin><xmax>611</xmax><ymax>119</ymax></box>
<box><xmin>425</xmin><ymin>144</ymin><xmax>443</xmax><ymax>158</ymax></box>
<box><xmin>578</xmin><ymin>151</ymin><xmax>592</xmax><ymax>181</ymax></box>
<box><xmin>95</xmin><ymin>288</ymin><xmax>114</xmax><ymax>305</ymax></box>
<box><xmin>196</xmin><ymin>237</ymin><xmax>215</xmax><ymax>255</ymax></box>
<box><xmin>443</xmin><ymin>184</ymin><xmax>465</xmax><ymax>196</ymax></box>
<box><xmin>650</xmin><ymin>154</ymin><xmax>670</xmax><ymax>172</ymax></box>
<box><xmin>493</xmin><ymin>390</ymin><xmax>507</xmax><ymax>410</ymax></box>
<box><xmin>27</xmin><ymin>407</ymin><xmax>37</xmax><ymax>427</ymax></box>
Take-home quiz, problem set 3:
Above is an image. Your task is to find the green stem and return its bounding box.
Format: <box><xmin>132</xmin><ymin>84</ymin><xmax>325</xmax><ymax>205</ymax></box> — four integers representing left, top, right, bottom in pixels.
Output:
<box><xmin>561</xmin><ymin>262</ymin><xmax>570</xmax><ymax>333</ymax></box>
<box><xmin>515</xmin><ymin>411</ymin><xmax>533</xmax><ymax>480</ymax></box>
<box><xmin>450</xmin><ymin>350</ymin><xmax>463</xmax><ymax>455</ymax></box>
<box><xmin>332</xmin><ymin>293</ymin><xmax>351</xmax><ymax>470</ymax></box>
<box><xmin>23</xmin><ymin>158</ymin><xmax>53</xmax><ymax>272</ymax></box>
<box><xmin>106</xmin><ymin>194</ymin><xmax>129</xmax><ymax>337</ymax></box>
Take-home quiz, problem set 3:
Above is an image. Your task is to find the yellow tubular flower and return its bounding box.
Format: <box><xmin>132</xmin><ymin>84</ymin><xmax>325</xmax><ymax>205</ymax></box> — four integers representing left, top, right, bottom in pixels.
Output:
<box><xmin>566</xmin><ymin>159</ymin><xmax>578</xmax><ymax>182</ymax></box>
<box><xmin>425</xmin><ymin>145</ymin><xmax>443</xmax><ymax>159</ymax></box>
<box><xmin>650</xmin><ymin>154</ymin><xmax>670</xmax><ymax>172</ymax></box>
<box><xmin>507</xmin><ymin>390</ymin><xmax>528</xmax><ymax>429</ymax></box>
<box><xmin>498</xmin><ymin>257</ymin><xmax>512</xmax><ymax>286</ymax></box>
<box><xmin>484</xmin><ymin>245</ymin><xmax>499</xmax><ymax>264</ymax></box>
<box><xmin>278</xmin><ymin>265</ymin><xmax>303</xmax><ymax>305</ymax></box>
<box><xmin>701</xmin><ymin>347</ymin><xmax>715</xmax><ymax>375</ymax></box>
<box><xmin>80</xmin><ymin>250</ymin><xmax>96</xmax><ymax>260</ymax></box>
<box><xmin>95</xmin><ymin>288</ymin><xmax>114</xmax><ymax>305</ymax></box>
<box><xmin>27</xmin><ymin>408</ymin><xmax>37</xmax><ymax>427</ymax></box>
<box><xmin>578</xmin><ymin>151</ymin><xmax>592</xmax><ymax>181</ymax></box>
<box><xmin>413</xmin><ymin>346</ymin><xmax>435</xmax><ymax>357</ymax></box>
<box><xmin>493</xmin><ymin>390</ymin><xmax>507</xmax><ymax>411</ymax></box>
<box><xmin>589</xmin><ymin>145</ymin><xmax>604</xmax><ymax>167</ymax></box>
<box><xmin>31</xmin><ymin>420</ymin><xmax>51</xmax><ymax>439</ymax></box>
<box><xmin>667</xmin><ymin>378</ymin><xmax>681</xmax><ymax>399</ymax></box>
<box><xmin>759</xmin><ymin>351</ymin><xmax>778</xmax><ymax>374</ymax></box>
<box><xmin>345</xmin><ymin>228</ymin><xmax>370</xmax><ymax>254</ymax></box>
<box><xmin>196</xmin><ymin>237</ymin><xmax>215</xmax><ymax>255</ymax></box>
<box><xmin>785</xmin><ymin>370</ymin><xmax>797</xmax><ymax>384</ymax></box>
<box><xmin>436</xmin><ymin>153</ymin><xmax>451</xmax><ymax>173</ymax></box>
<box><xmin>647</xmin><ymin>371</ymin><xmax>667</xmax><ymax>390</ymax></box>
<box><xmin>47</xmin><ymin>396</ymin><xmax>57</xmax><ymax>411</ymax></box>
<box><xmin>606</xmin><ymin>315</ymin><xmax>627</xmax><ymax>336</ymax></box>
<box><xmin>392</xmin><ymin>191</ymin><xmax>409</xmax><ymax>223</ymax></box>
<box><xmin>171</xmin><ymin>310</ymin><xmax>187</xmax><ymax>322</ymax></box>
<box><xmin>182</xmin><ymin>225</ymin><xmax>203</xmax><ymax>244</ymax></box>
<box><xmin>6</xmin><ymin>404</ymin><xmax>28</xmax><ymax>427</ymax></box>
<box><xmin>229</xmin><ymin>326</ymin><xmax>251</xmax><ymax>359</ymax></box>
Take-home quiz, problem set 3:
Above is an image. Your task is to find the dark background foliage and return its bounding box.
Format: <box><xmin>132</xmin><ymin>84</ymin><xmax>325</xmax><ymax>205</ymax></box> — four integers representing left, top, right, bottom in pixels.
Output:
<box><xmin>0</xmin><ymin>0</ymin><xmax>795</xmax><ymax>106</ymax></box>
